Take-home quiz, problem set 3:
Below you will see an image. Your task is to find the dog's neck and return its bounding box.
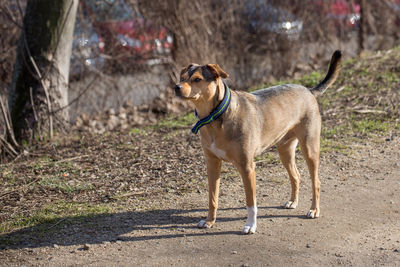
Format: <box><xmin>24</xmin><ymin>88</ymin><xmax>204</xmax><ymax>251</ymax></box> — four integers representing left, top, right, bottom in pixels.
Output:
<box><xmin>193</xmin><ymin>79</ymin><xmax>226</xmax><ymax>119</ymax></box>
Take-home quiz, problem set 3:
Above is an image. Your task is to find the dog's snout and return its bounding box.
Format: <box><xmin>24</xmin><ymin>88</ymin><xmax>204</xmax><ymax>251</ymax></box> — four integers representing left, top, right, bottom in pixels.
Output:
<box><xmin>174</xmin><ymin>84</ymin><xmax>182</xmax><ymax>91</ymax></box>
<box><xmin>174</xmin><ymin>84</ymin><xmax>183</xmax><ymax>95</ymax></box>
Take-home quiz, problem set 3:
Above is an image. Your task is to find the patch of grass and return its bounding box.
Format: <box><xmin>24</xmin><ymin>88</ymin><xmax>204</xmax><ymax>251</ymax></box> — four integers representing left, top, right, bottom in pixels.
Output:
<box><xmin>322</xmin><ymin>123</ymin><xmax>353</xmax><ymax>139</ymax></box>
<box><xmin>222</xmin><ymin>165</ymin><xmax>238</xmax><ymax>181</ymax></box>
<box><xmin>0</xmin><ymin>201</ymin><xmax>114</xmax><ymax>234</ymax></box>
<box><xmin>161</xmin><ymin>130</ymin><xmax>182</xmax><ymax>140</ymax></box>
<box><xmin>129</xmin><ymin>127</ymin><xmax>147</xmax><ymax>136</ymax></box>
<box><xmin>31</xmin><ymin>156</ymin><xmax>50</xmax><ymax>170</ymax></box>
<box><xmin>320</xmin><ymin>138</ymin><xmax>350</xmax><ymax>155</ymax></box>
<box><xmin>319</xmin><ymin>116</ymin><xmax>398</xmax><ymax>154</ymax></box>
<box><xmin>381</xmin><ymin>71</ymin><xmax>400</xmax><ymax>85</ymax></box>
<box><xmin>255</xmin><ymin>151</ymin><xmax>280</xmax><ymax>164</ymax></box>
<box><xmin>351</xmin><ymin>117</ymin><xmax>391</xmax><ymax>135</ymax></box>
<box><xmin>297</xmin><ymin>71</ymin><xmax>323</xmax><ymax>88</ymax></box>
<box><xmin>1</xmin><ymin>168</ymin><xmax>16</xmax><ymax>185</ymax></box>
<box><xmin>156</xmin><ymin>112</ymin><xmax>196</xmax><ymax>129</ymax></box>
<box><xmin>38</xmin><ymin>176</ymin><xmax>93</xmax><ymax>193</ymax></box>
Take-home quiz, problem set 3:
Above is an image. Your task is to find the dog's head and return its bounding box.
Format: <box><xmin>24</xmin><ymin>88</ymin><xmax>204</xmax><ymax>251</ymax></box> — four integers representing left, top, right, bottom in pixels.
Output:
<box><xmin>174</xmin><ymin>64</ymin><xmax>229</xmax><ymax>102</ymax></box>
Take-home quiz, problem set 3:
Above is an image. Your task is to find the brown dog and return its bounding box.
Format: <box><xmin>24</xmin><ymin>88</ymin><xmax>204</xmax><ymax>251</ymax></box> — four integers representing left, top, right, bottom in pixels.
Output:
<box><xmin>174</xmin><ymin>51</ymin><xmax>341</xmax><ymax>234</ymax></box>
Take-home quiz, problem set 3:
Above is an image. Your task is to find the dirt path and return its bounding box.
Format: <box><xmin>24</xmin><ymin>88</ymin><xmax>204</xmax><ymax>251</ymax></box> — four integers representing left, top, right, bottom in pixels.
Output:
<box><xmin>1</xmin><ymin>135</ymin><xmax>399</xmax><ymax>266</ymax></box>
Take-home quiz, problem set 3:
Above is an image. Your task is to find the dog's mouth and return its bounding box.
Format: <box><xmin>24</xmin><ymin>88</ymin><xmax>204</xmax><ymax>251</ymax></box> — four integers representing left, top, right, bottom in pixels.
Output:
<box><xmin>175</xmin><ymin>92</ymin><xmax>200</xmax><ymax>101</ymax></box>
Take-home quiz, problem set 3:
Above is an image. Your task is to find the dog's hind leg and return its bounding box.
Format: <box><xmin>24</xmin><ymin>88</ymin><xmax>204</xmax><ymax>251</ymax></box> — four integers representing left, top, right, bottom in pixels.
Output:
<box><xmin>277</xmin><ymin>137</ymin><xmax>301</xmax><ymax>209</ymax></box>
<box><xmin>198</xmin><ymin>151</ymin><xmax>222</xmax><ymax>229</ymax></box>
<box><xmin>234</xmin><ymin>159</ymin><xmax>257</xmax><ymax>234</ymax></box>
<box><xmin>297</xmin><ymin>125</ymin><xmax>321</xmax><ymax>219</ymax></box>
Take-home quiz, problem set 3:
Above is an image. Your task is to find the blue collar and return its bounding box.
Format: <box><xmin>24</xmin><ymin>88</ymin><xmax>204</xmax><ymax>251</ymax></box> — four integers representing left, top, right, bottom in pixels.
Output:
<box><xmin>192</xmin><ymin>83</ymin><xmax>231</xmax><ymax>134</ymax></box>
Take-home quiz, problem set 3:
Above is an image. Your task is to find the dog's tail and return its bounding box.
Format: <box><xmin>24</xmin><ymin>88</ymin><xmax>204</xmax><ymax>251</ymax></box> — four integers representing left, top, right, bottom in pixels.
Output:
<box><xmin>310</xmin><ymin>50</ymin><xmax>342</xmax><ymax>97</ymax></box>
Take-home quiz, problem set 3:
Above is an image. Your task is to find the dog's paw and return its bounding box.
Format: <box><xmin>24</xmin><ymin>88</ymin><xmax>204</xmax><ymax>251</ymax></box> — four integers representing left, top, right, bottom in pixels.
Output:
<box><xmin>307</xmin><ymin>209</ymin><xmax>320</xmax><ymax>219</ymax></box>
<box><xmin>242</xmin><ymin>224</ymin><xmax>257</xmax><ymax>234</ymax></box>
<box><xmin>242</xmin><ymin>205</ymin><xmax>257</xmax><ymax>234</ymax></box>
<box><xmin>197</xmin><ymin>220</ymin><xmax>213</xmax><ymax>228</ymax></box>
<box><xmin>284</xmin><ymin>201</ymin><xmax>298</xmax><ymax>209</ymax></box>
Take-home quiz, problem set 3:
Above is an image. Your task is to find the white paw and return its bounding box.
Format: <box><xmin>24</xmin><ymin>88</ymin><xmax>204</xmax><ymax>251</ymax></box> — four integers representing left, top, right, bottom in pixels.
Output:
<box><xmin>242</xmin><ymin>205</ymin><xmax>257</xmax><ymax>234</ymax></box>
<box><xmin>242</xmin><ymin>224</ymin><xmax>257</xmax><ymax>234</ymax></box>
<box><xmin>307</xmin><ymin>209</ymin><xmax>319</xmax><ymax>219</ymax></box>
<box><xmin>284</xmin><ymin>201</ymin><xmax>297</xmax><ymax>209</ymax></box>
<box><xmin>197</xmin><ymin>219</ymin><xmax>211</xmax><ymax>228</ymax></box>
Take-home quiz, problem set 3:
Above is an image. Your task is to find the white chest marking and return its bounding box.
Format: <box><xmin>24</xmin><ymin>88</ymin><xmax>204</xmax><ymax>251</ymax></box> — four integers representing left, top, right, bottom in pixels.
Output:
<box><xmin>209</xmin><ymin>142</ymin><xmax>227</xmax><ymax>160</ymax></box>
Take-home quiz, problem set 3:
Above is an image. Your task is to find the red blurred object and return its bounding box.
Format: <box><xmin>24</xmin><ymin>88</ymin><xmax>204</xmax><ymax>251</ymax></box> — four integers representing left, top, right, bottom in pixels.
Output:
<box><xmin>315</xmin><ymin>0</ymin><xmax>360</xmax><ymax>28</ymax></box>
<box><xmin>81</xmin><ymin>0</ymin><xmax>173</xmax><ymax>65</ymax></box>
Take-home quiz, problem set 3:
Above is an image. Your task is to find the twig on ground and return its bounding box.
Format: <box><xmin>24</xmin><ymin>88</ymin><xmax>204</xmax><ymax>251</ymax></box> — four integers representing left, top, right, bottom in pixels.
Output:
<box><xmin>254</xmin><ymin>159</ymin><xmax>275</xmax><ymax>164</ymax></box>
<box><xmin>47</xmin><ymin>218</ymin><xmax>67</xmax><ymax>230</ymax></box>
<box><xmin>353</xmin><ymin>109</ymin><xmax>387</xmax><ymax>114</ymax></box>
<box><xmin>0</xmin><ymin>176</ymin><xmax>41</xmax><ymax>200</ymax></box>
<box><xmin>53</xmin><ymin>154</ymin><xmax>89</xmax><ymax>164</ymax></box>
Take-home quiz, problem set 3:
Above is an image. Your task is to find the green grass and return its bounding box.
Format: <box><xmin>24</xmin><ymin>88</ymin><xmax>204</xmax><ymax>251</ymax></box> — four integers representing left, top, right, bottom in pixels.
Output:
<box><xmin>351</xmin><ymin>118</ymin><xmax>391</xmax><ymax>135</ymax></box>
<box><xmin>319</xmin><ymin>117</ymin><xmax>397</xmax><ymax>154</ymax></box>
<box><xmin>38</xmin><ymin>176</ymin><xmax>93</xmax><ymax>193</ymax></box>
<box><xmin>320</xmin><ymin>138</ymin><xmax>350</xmax><ymax>154</ymax></box>
<box><xmin>255</xmin><ymin>151</ymin><xmax>280</xmax><ymax>164</ymax></box>
<box><xmin>129</xmin><ymin>127</ymin><xmax>147</xmax><ymax>136</ymax></box>
<box><xmin>129</xmin><ymin>113</ymin><xmax>195</xmax><ymax>135</ymax></box>
<box><xmin>1</xmin><ymin>169</ymin><xmax>16</xmax><ymax>185</ymax></box>
<box><xmin>155</xmin><ymin>112</ymin><xmax>196</xmax><ymax>129</ymax></box>
<box><xmin>297</xmin><ymin>71</ymin><xmax>323</xmax><ymax>88</ymax></box>
<box><xmin>381</xmin><ymin>71</ymin><xmax>400</xmax><ymax>85</ymax></box>
<box><xmin>0</xmin><ymin>201</ymin><xmax>114</xmax><ymax>234</ymax></box>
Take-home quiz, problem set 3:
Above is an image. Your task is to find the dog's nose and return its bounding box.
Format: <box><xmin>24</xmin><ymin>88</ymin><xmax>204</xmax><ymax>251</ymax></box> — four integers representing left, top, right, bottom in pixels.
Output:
<box><xmin>174</xmin><ymin>84</ymin><xmax>182</xmax><ymax>95</ymax></box>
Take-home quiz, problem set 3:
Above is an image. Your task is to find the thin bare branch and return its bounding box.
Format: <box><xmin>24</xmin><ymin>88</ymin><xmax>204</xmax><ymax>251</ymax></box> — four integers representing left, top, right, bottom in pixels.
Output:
<box><xmin>0</xmin><ymin>95</ymin><xmax>19</xmax><ymax>148</ymax></box>
<box><xmin>0</xmin><ymin>176</ymin><xmax>41</xmax><ymax>200</ymax></box>
<box><xmin>0</xmin><ymin>5</ymin><xmax>23</xmax><ymax>28</ymax></box>
<box><xmin>21</xmin><ymin>28</ymin><xmax>54</xmax><ymax>139</ymax></box>
<box><xmin>51</xmin><ymin>72</ymin><xmax>100</xmax><ymax>114</ymax></box>
<box><xmin>0</xmin><ymin>136</ymin><xmax>18</xmax><ymax>156</ymax></box>
<box><xmin>29</xmin><ymin>86</ymin><xmax>38</xmax><ymax>122</ymax></box>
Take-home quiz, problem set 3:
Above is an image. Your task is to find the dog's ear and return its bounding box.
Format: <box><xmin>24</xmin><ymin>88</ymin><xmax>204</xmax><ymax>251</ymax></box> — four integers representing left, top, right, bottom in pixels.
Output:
<box><xmin>216</xmin><ymin>79</ymin><xmax>226</xmax><ymax>101</ymax></box>
<box><xmin>180</xmin><ymin>63</ymin><xmax>197</xmax><ymax>76</ymax></box>
<box><xmin>180</xmin><ymin>67</ymin><xmax>188</xmax><ymax>76</ymax></box>
<box><xmin>206</xmin><ymin>64</ymin><xmax>229</xmax><ymax>79</ymax></box>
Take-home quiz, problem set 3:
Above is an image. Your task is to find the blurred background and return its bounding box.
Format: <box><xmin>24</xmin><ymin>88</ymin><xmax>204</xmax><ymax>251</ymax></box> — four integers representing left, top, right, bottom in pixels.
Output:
<box><xmin>1</xmin><ymin>0</ymin><xmax>399</xmax><ymax>128</ymax></box>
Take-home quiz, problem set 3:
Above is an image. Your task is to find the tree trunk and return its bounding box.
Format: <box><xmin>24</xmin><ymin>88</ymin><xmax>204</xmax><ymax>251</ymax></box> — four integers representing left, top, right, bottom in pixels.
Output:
<box><xmin>8</xmin><ymin>0</ymin><xmax>78</xmax><ymax>142</ymax></box>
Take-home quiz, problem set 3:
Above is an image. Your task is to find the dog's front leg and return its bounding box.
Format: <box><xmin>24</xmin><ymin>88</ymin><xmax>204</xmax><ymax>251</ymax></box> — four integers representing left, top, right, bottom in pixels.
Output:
<box><xmin>235</xmin><ymin>161</ymin><xmax>257</xmax><ymax>234</ymax></box>
<box><xmin>198</xmin><ymin>151</ymin><xmax>222</xmax><ymax>229</ymax></box>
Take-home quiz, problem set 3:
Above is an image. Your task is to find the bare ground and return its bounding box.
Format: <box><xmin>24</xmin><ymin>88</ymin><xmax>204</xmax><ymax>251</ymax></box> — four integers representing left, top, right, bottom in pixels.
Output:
<box><xmin>0</xmin><ymin>133</ymin><xmax>399</xmax><ymax>266</ymax></box>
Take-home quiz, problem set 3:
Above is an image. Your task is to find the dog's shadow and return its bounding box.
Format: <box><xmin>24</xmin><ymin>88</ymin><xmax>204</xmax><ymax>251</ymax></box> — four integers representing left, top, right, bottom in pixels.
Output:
<box><xmin>0</xmin><ymin>206</ymin><xmax>306</xmax><ymax>250</ymax></box>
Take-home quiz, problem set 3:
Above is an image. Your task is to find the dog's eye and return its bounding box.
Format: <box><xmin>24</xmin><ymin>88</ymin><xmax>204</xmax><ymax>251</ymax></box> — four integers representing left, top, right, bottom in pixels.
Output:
<box><xmin>180</xmin><ymin>77</ymin><xmax>184</xmax><ymax>82</ymax></box>
<box><xmin>193</xmin><ymin>78</ymin><xmax>202</xmax><ymax>83</ymax></box>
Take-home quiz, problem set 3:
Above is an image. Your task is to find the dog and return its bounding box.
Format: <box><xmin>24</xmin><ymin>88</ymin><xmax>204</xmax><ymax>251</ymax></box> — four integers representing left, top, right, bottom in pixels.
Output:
<box><xmin>174</xmin><ymin>50</ymin><xmax>341</xmax><ymax>234</ymax></box>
